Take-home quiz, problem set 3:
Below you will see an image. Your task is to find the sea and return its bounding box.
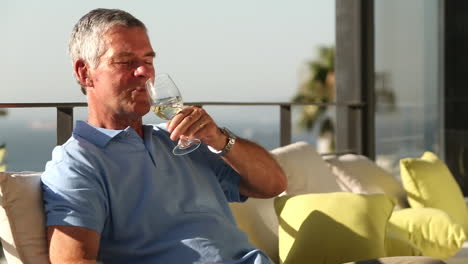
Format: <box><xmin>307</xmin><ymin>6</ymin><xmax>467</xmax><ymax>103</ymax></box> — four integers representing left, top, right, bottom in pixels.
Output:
<box><xmin>0</xmin><ymin>107</ymin><xmax>318</xmax><ymax>172</ymax></box>
<box><xmin>0</xmin><ymin>105</ymin><xmax>435</xmax><ymax>176</ymax></box>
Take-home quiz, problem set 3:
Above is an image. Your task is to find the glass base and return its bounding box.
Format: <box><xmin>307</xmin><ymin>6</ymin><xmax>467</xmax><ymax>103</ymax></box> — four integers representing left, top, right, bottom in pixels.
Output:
<box><xmin>173</xmin><ymin>138</ymin><xmax>201</xmax><ymax>155</ymax></box>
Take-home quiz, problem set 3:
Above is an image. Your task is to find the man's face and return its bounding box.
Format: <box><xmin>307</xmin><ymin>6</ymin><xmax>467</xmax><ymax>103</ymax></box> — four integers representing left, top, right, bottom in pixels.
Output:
<box><xmin>87</xmin><ymin>25</ymin><xmax>155</xmax><ymax>119</ymax></box>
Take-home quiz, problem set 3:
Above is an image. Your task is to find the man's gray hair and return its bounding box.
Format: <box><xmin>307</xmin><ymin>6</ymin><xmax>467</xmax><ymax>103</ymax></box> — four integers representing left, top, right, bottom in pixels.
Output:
<box><xmin>69</xmin><ymin>8</ymin><xmax>147</xmax><ymax>94</ymax></box>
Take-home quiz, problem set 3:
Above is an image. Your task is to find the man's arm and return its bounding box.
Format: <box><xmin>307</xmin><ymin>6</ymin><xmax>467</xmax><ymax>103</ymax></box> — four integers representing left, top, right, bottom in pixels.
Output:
<box><xmin>48</xmin><ymin>225</ymin><xmax>102</xmax><ymax>264</ymax></box>
<box><xmin>220</xmin><ymin>136</ymin><xmax>287</xmax><ymax>198</ymax></box>
<box><xmin>167</xmin><ymin>106</ymin><xmax>287</xmax><ymax>198</ymax></box>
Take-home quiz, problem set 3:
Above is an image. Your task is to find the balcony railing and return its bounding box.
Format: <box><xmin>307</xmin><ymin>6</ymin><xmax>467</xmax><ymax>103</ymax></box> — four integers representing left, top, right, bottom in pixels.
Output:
<box><xmin>0</xmin><ymin>102</ymin><xmax>365</xmax><ymax>154</ymax></box>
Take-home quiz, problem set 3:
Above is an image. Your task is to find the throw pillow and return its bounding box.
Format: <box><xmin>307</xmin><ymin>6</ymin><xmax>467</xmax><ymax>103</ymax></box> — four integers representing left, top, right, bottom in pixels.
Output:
<box><xmin>270</xmin><ymin>141</ymin><xmax>341</xmax><ymax>195</ymax></box>
<box><xmin>274</xmin><ymin>192</ymin><xmax>394</xmax><ymax>264</ymax></box>
<box><xmin>387</xmin><ymin>208</ymin><xmax>466</xmax><ymax>259</ymax></box>
<box><xmin>400</xmin><ymin>151</ymin><xmax>468</xmax><ymax>235</ymax></box>
<box><xmin>385</xmin><ymin>231</ymin><xmax>422</xmax><ymax>257</ymax></box>
<box><xmin>0</xmin><ymin>172</ymin><xmax>49</xmax><ymax>264</ymax></box>
<box><xmin>326</xmin><ymin>154</ymin><xmax>407</xmax><ymax>209</ymax></box>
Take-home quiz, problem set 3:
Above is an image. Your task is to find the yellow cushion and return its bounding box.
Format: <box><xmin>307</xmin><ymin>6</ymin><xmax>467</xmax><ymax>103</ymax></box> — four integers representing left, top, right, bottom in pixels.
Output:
<box><xmin>385</xmin><ymin>231</ymin><xmax>422</xmax><ymax>257</ymax></box>
<box><xmin>400</xmin><ymin>151</ymin><xmax>468</xmax><ymax>235</ymax></box>
<box><xmin>229</xmin><ymin>198</ymin><xmax>279</xmax><ymax>263</ymax></box>
<box><xmin>274</xmin><ymin>192</ymin><xmax>394</xmax><ymax>264</ymax></box>
<box><xmin>387</xmin><ymin>208</ymin><xmax>466</xmax><ymax>259</ymax></box>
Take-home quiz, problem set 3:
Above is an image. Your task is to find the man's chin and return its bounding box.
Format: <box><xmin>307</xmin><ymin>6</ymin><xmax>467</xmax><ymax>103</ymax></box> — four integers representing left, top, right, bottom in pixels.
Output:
<box><xmin>135</xmin><ymin>105</ymin><xmax>151</xmax><ymax>117</ymax></box>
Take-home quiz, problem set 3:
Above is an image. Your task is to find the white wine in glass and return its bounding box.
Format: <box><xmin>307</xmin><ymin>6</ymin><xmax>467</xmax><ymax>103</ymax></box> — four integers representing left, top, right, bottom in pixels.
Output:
<box><xmin>146</xmin><ymin>74</ymin><xmax>201</xmax><ymax>155</ymax></box>
<box><xmin>151</xmin><ymin>96</ymin><xmax>183</xmax><ymax>120</ymax></box>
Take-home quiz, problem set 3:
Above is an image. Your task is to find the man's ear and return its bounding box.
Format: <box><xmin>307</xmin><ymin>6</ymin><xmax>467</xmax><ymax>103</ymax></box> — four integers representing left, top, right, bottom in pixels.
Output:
<box><xmin>74</xmin><ymin>59</ymin><xmax>93</xmax><ymax>87</ymax></box>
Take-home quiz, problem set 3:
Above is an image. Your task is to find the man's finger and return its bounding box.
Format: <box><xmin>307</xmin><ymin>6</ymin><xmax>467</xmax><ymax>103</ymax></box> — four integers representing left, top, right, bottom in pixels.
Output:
<box><xmin>170</xmin><ymin>108</ymin><xmax>204</xmax><ymax>140</ymax></box>
<box><xmin>167</xmin><ymin>107</ymin><xmax>194</xmax><ymax>132</ymax></box>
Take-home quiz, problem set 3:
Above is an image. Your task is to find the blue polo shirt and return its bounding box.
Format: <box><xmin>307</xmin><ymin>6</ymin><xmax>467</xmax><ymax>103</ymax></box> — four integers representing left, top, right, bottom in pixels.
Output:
<box><xmin>41</xmin><ymin>121</ymin><xmax>272</xmax><ymax>264</ymax></box>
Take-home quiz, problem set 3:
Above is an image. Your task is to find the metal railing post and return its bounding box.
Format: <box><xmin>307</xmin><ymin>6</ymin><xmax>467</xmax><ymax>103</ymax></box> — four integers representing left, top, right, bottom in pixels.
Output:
<box><xmin>280</xmin><ymin>105</ymin><xmax>292</xmax><ymax>146</ymax></box>
<box><xmin>57</xmin><ymin>107</ymin><xmax>74</xmax><ymax>145</ymax></box>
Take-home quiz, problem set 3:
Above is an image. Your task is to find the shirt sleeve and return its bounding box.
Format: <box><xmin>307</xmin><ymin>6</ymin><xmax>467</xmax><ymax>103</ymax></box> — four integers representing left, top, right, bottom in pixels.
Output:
<box><xmin>41</xmin><ymin>145</ymin><xmax>108</xmax><ymax>234</ymax></box>
<box><xmin>198</xmin><ymin>145</ymin><xmax>248</xmax><ymax>203</ymax></box>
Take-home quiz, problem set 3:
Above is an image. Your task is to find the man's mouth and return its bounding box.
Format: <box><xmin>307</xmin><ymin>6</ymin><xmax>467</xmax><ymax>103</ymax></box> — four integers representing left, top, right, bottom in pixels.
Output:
<box><xmin>134</xmin><ymin>85</ymin><xmax>146</xmax><ymax>91</ymax></box>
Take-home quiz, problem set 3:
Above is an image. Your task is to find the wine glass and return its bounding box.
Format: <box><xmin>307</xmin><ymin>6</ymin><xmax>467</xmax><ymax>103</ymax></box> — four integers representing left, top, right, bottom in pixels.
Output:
<box><xmin>146</xmin><ymin>73</ymin><xmax>201</xmax><ymax>155</ymax></box>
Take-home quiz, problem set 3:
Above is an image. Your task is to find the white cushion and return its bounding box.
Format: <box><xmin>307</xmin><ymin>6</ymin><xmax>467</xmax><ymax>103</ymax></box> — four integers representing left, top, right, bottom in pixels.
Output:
<box><xmin>326</xmin><ymin>154</ymin><xmax>408</xmax><ymax>209</ymax></box>
<box><xmin>0</xmin><ymin>172</ymin><xmax>49</xmax><ymax>264</ymax></box>
<box><xmin>270</xmin><ymin>141</ymin><xmax>341</xmax><ymax>195</ymax></box>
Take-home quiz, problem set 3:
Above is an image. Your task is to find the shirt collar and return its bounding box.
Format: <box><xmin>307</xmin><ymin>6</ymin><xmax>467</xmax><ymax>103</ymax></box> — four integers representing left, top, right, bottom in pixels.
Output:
<box><xmin>73</xmin><ymin>120</ymin><xmax>129</xmax><ymax>147</ymax></box>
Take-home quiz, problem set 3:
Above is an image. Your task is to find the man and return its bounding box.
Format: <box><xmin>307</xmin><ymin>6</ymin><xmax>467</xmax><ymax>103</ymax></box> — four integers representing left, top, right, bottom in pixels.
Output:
<box><xmin>41</xmin><ymin>8</ymin><xmax>287</xmax><ymax>264</ymax></box>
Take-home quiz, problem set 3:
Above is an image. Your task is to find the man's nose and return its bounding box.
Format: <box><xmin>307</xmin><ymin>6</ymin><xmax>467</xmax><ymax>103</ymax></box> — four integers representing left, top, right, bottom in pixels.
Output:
<box><xmin>134</xmin><ymin>64</ymin><xmax>153</xmax><ymax>78</ymax></box>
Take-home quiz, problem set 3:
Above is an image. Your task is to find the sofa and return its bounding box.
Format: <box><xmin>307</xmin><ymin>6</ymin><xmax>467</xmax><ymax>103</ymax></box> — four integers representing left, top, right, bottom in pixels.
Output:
<box><xmin>230</xmin><ymin>141</ymin><xmax>468</xmax><ymax>264</ymax></box>
<box><xmin>0</xmin><ymin>141</ymin><xmax>465</xmax><ymax>263</ymax></box>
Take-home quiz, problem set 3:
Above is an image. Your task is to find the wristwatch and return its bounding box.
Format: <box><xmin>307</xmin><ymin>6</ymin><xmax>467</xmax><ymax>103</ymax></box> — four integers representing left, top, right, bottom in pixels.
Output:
<box><xmin>208</xmin><ymin>127</ymin><xmax>237</xmax><ymax>156</ymax></box>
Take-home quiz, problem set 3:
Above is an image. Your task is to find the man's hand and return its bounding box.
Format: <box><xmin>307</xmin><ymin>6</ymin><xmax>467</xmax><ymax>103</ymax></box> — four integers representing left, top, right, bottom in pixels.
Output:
<box><xmin>167</xmin><ymin>106</ymin><xmax>287</xmax><ymax>198</ymax></box>
<box><xmin>166</xmin><ymin>106</ymin><xmax>227</xmax><ymax>150</ymax></box>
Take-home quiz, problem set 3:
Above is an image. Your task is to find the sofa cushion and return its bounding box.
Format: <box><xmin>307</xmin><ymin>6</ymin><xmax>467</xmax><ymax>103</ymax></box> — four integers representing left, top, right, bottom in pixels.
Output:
<box><xmin>385</xmin><ymin>231</ymin><xmax>422</xmax><ymax>257</ymax></box>
<box><xmin>326</xmin><ymin>154</ymin><xmax>407</xmax><ymax>209</ymax></box>
<box><xmin>387</xmin><ymin>208</ymin><xmax>466</xmax><ymax>259</ymax></box>
<box><xmin>230</xmin><ymin>198</ymin><xmax>279</xmax><ymax>263</ymax></box>
<box><xmin>0</xmin><ymin>172</ymin><xmax>49</xmax><ymax>264</ymax></box>
<box><xmin>400</xmin><ymin>151</ymin><xmax>468</xmax><ymax>235</ymax></box>
<box><xmin>274</xmin><ymin>192</ymin><xmax>394</xmax><ymax>264</ymax></box>
<box><xmin>230</xmin><ymin>141</ymin><xmax>342</xmax><ymax>263</ymax></box>
<box><xmin>343</xmin><ymin>256</ymin><xmax>447</xmax><ymax>264</ymax></box>
<box><xmin>270</xmin><ymin>141</ymin><xmax>341</xmax><ymax>195</ymax></box>
<box><xmin>445</xmin><ymin>241</ymin><xmax>468</xmax><ymax>264</ymax></box>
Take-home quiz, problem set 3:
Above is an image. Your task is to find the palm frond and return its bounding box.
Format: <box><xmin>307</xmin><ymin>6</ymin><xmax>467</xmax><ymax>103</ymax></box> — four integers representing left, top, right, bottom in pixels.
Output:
<box><xmin>0</xmin><ymin>144</ymin><xmax>6</xmax><ymax>172</ymax></box>
<box><xmin>0</xmin><ymin>144</ymin><xmax>5</xmax><ymax>163</ymax></box>
<box><xmin>292</xmin><ymin>45</ymin><xmax>335</xmax><ymax>131</ymax></box>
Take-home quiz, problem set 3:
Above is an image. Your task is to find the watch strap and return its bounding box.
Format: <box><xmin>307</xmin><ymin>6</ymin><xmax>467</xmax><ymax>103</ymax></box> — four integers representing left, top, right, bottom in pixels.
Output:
<box><xmin>208</xmin><ymin>127</ymin><xmax>236</xmax><ymax>156</ymax></box>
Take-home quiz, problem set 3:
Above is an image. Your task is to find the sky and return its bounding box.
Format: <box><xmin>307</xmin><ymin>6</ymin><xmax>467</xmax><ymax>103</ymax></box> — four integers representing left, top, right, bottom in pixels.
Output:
<box><xmin>1</xmin><ymin>0</ymin><xmax>335</xmax><ymax>106</ymax></box>
<box><xmin>1</xmin><ymin>0</ymin><xmax>335</xmax><ymax>170</ymax></box>
<box><xmin>0</xmin><ymin>0</ymin><xmax>442</xmax><ymax>171</ymax></box>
